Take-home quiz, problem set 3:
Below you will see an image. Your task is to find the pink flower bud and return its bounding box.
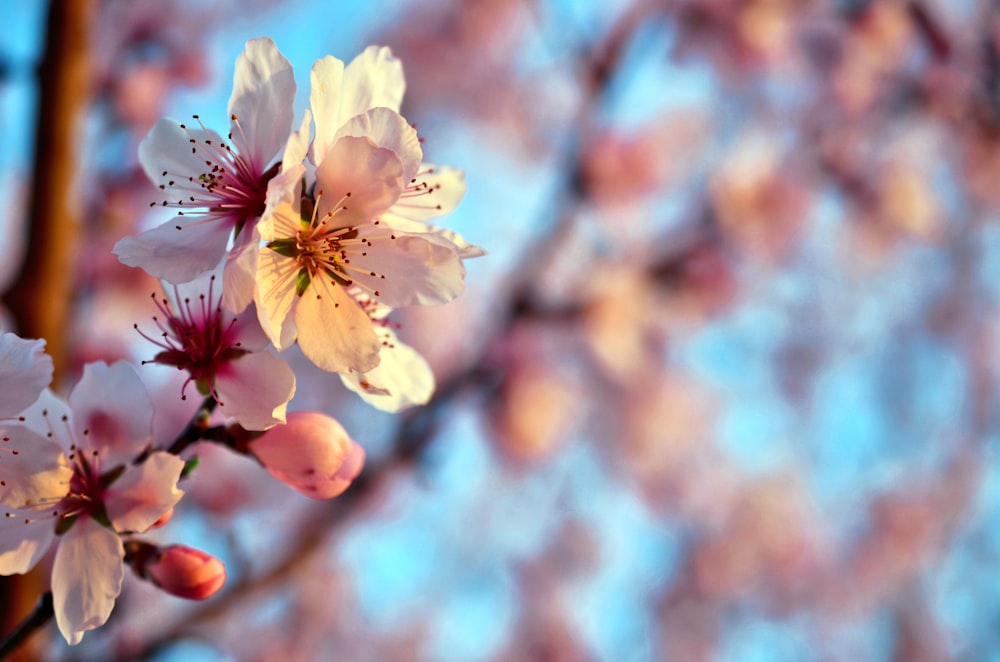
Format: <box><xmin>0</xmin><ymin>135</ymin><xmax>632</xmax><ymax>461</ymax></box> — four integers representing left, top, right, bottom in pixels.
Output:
<box><xmin>248</xmin><ymin>411</ymin><xmax>365</xmax><ymax>500</ymax></box>
<box><xmin>147</xmin><ymin>545</ymin><xmax>226</xmax><ymax>600</ymax></box>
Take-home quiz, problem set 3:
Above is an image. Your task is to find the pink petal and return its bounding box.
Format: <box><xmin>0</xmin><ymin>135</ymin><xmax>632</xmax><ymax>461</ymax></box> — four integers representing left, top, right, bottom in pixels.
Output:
<box><xmin>222</xmin><ymin>229</ymin><xmax>260</xmax><ymax>314</ymax></box>
<box><xmin>113</xmin><ymin>216</ymin><xmax>234</xmax><ymax>284</ymax></box>
<box><xmin>340</xmin><ymin>329</ymin><xmax>434</xmax><ymax>412</ymax></box>
<box><xmin>105</xmin><ymin>452</ymin><xmax>184</xmax><ymax>533</ymax></box>
<box><xmin>0</xmin><ymin>508</ymin><xmax>54</xmax><ymax>575</ymax></box>
<box><xmin>350</xmin><ymin>228</ymin><xmax>466</xmax><ymax>307</ymax></box>
<box><xmin>228</xmin><ymin>37</ymin><xmax>296</xmax><ymax>171</ymax></box>
<box><xmin>249</xmin><ymin>411</ymin><xmax>365</xmax><ymax>500</ymax></box>
<box><xmin>52</xmin><ymin>518</ymin><xmax>124</xmax><ymax>645</ymax></box>
<box><xmin>0</xmin><ymin>424</ymin><xmax>71</xmax><ymax>509</ymax></box>
<box><xmin>0</xmin><ymin>333</ymin><xmax>53</xmax><ymax>418</ymax></box>
<box><xmin>295</xmin><ymin>276</ymin><xmax>380</xmax><ymax>374</ymax></box>
<box><xmin>215</xmin><ymin>351</ymin><xmax>296</xmax><ymax>431</ymax></box>
<box><xmin>69</xmin><ymin>362</ymin><xmax>153</xmax><ymax>469</ymax></box>
<box><xmin>315</xmin><ymin>136</ymin><xmax>404</xmax><ymax>226</ymax></box>
<box><xmin>334</xmin><ymin>107</ymin><xmax>422</xmax><ymax>183</ymax></box>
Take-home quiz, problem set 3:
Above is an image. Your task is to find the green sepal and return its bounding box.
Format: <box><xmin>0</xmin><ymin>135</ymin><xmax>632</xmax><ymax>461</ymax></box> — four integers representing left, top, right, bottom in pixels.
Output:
<box><xmin>181</xmin><ymin>456</ymin><xmax>200</xmax><ymax>479</ymax></box>
<box><xmin>195</xmin><ymin>378</ymin><xmax>212</xmax><ymax>396</ymax></box>
<box><xmin>267</xmin><ymin>238</ymin><xmax>299</xmax><ymax>258</ymax></box>
<box><xmin>295</xmin><ymin>270</ymin><xmax>311</xmax><ymax>296</ymax></box>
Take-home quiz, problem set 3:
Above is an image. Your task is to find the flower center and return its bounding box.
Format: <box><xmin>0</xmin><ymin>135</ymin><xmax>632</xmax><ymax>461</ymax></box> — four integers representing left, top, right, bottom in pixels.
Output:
<box><xmin>135</xmin><ymin>276</ymin><xmax>246</xmax><ymax>402</ymax></box>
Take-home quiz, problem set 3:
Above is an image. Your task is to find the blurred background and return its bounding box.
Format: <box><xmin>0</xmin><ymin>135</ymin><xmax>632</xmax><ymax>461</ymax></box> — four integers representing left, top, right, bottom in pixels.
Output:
<box><xmin>2</xmin><ymin>0</ymin><xmax>1000</xmax><ymax>660</ymax></box>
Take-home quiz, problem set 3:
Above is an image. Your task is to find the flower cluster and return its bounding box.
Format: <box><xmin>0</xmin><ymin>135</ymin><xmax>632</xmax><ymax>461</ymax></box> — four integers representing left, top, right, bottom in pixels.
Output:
<box><xmin>1</xmin><ymin>37</ymin><xmax>477</xmax><ymax>648</ymax></box>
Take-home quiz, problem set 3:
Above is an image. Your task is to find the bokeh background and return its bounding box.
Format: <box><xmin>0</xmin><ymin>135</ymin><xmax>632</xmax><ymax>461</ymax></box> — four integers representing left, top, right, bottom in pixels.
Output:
<box><xmin>3</xmin><ymin>0</ymin><xmax>1000</xmax><ymax>660</ymax></box>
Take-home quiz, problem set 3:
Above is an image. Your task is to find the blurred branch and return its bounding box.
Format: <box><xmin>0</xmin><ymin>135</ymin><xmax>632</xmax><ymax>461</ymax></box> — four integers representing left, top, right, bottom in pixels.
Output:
<box><xmin>0</xmin><ymin>593</ymin><xmax>53</xmax><ymax>662</ymax></box>
<box><xmin>3</xmin><ymin>0</ymin><xmax>93</xmax><ymax>381</ymax></box>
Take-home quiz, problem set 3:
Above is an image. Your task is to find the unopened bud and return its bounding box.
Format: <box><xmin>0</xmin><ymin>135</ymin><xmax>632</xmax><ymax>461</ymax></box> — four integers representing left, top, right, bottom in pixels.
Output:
<box><xmin>248</xmin><ymin>411</ymin><xmax>365</xmax><ymax>500</ymax></box>
<box><xmin>146</xmin><ymin>545</ymin><xmax>226</xmax><ymax>600</ymax></box>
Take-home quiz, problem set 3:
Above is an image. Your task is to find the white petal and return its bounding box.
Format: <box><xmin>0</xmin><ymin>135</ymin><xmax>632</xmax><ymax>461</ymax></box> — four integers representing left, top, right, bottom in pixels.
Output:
<box><xmin>215</xmin><ymin>351</ymin><xmax>295</xmax><ymax>430</ymax></box>
<box><xmin>342</xmin><ymin>45</ymin><xmax>405</xmax><ymax>118</ymax></box>
<box><xmin>0</xmin><ymin>424</ymin><xmax>70</xmax><ymax>508</ymax></box>
<box><xmin>349</xmin><ymin>228</ymin><xmax>466</xmax><ymax>307</ymax></box>
<box><xmin>309</xmin><ymin>54</ymin><xmax>346</xmax><ymax>166</ymax></box>
<box><xmin>0</xmin><ymin>334</ymin><xmax>53</xmax><ymax>418</ymax></box>
<box><xmin>228</xmin><ymin>37</ymin><xmax>296</xmax><ymax>171</ymax></box>
<box><xmin>334</xmin><ymin>107</ymin><xmax>422</xmax><ymax>183</ymax></box>
<box><xmin>296</xmin><ymin>277</ymin><xmax>380</xmax><ymax>374</ymax></box>
<box><xmin>113</xmin><ymin>216</ymin><xmax>233</xmax><ymax>284</ymax></box>
<box><xmin>254</xmin><ymin>244</ymin><xmax>300</xmax><ymax>350</ymax></box>
<box><xmin>315</xmin><ymin>135</ymin><xmax>404</xmax><ymax>225</ymax></box>
<box><xmin>0</xmin><ymin>508</ymin><xmax>54</xmax><ymax>575</ymax></box>
<box><xmin>69</xmin><ymin>362</ymin><xmax>153</xmax><ymax>469</ymax></box>
<box><xmin>229</xmin><ymin>304</ymin><xmax>272</xmax><ymax>352</ymax></box>
<box><xmin>105</xmin><ymin>452</ymin><xmax>184</xmax><ymax>533</ymax></box>
<box><xmin>341</xmin><ymin>329</ymin><xmax>434</xmax><ymax>412</ymax></box>
<box><xmin>17</xmin><ymin>388</ymin><xmax>72</xmax><ymax>442</ymax></box>
<box><xmin>222</xmin><ymin>229</ymin><xmax>260</xmax><ymax>314</ymax></box>
<box><xmin>384</xmin><ymin>164</ymin><xmax>466</xmax><ymax>222</ymax></box>
<box><xmin>52</xmin><ymin>518</ymin><xmax>124</xmax><ymax>645</ymax></box>
<box><xmin>138</xmin><ymin>119</ymin><xmax>225</xmax><ymax>190</ymax></box>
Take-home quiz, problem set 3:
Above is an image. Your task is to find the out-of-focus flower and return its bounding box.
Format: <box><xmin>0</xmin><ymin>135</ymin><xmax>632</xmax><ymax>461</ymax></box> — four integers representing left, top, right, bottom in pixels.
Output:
<box><xmin>113</xmin><ymin>37</ymin><xmax>295</xmax><ymax>285</ymax></box>
<box><xmin>143</xmin><ymin>544</ymin><xmax>226</xmax><ymax>600</ymax></box>
<box><xmin>0</xmin><ymin>333</ymin><xmax>54</xmax><ymax>419</ymax></box>
<box><xmin>248</xmin><ymin>411</ymin><xmax>364</xmax><ymax>500</ymax></box>
<box><xmin>136</xmin><ymin>273</ymin><xmax>295</xmax><ymax>430</ymax></box>
<box><xmin>0</xmin><ymin>362</ymin><xmax>184</xmax><ymax>645</ymax></box>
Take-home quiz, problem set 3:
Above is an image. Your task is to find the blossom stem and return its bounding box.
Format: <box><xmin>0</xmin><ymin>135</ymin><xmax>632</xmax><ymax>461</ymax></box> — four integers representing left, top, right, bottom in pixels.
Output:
<box><xmin>165</xmin><ymin>397</ymin><xmax>219</xmax><ymax>456</ymax></box>
<box><xmin>0</xmin><ymin>592</ymin><xmax>53</xmax><ymax>661</ymax></box>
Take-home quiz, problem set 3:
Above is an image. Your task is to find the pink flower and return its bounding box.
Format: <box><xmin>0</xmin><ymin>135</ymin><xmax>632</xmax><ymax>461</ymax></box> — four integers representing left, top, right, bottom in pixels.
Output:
<box><xmin>0</xmin><ymin>333</ymin><xmax>53</xmax><ymax>419</ymax></box>
<box><xmin>113</xmin><ymin>37</ymin><xmax>295</xmax><ymax>285</ymax></box>
<box><xmin>0</xmin><ymin>362</ymin><xmax>184</xmax><ymax>645</ymax></box>
<box><xmin>248</xmin><ymin>412</ymin><xmax>364</xmax><ymax>500</ymax></box>
<box><xmin>144</xmin><ymin>544</ymin><xmax>226</xmax><ymax>600</ymax></box>
<box><xmin>136</xmin><ymin>273</ymin><xmax>295</xmax><ymax>430</ymax></box>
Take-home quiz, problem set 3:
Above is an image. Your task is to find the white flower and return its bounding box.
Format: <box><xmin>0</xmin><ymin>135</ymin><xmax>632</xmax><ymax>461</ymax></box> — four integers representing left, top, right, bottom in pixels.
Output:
<box><xmin>0</xmin><ymin>333</ymin><xmax>53</xmax><ymax>419</ymax></box>
<box><xmin>113</xmin><ymin>37</ymin><xmax>295</xmax><ymax>285</ymax></box>
<box><xmin>0</xmin><ymin>362</ymin><xmax>184</xmax><ymax>645</ymax></box>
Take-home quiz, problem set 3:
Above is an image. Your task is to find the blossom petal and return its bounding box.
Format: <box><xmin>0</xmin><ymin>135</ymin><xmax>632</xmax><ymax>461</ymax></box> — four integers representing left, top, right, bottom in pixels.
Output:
<box><xmin>334</xmin><ymin>107</ymin><xmax>422</xmax><ymax>184</ymax></box>
<box><xmin>0</xmin><ymin>508</ymin><xmax>54</xmax><ymax>575</ymax></box>
<box><xmin>384</xmin><ymin>164</ymin><xmax>467</xmax><ymax>222</ymax></box>
<box><xmin>17</xmin><ymin>388</ymin><xmax>71</xmax><ymax>442</ymax></box>
<box><xmin>342</xmin><ymin>46</ymin><xmax>405</xmax><ymax>118</ymax></box>
<box><xmin>315</xmin><ymin>136</ymin><xmax>404</xmax><ymax>225</ymax></box>
<box><xmin>215</xmin><ymin>352</ymin><xmax>295</xmax><ymax>430</ymax></box>
<box><xmin>69</xmin><ymin>362</ymin><xmax>153</xmax><ymax>469</ymax></box>
<box><xmin>0</xmin><ymin>424</ymin><xmax>70</xmax><ymax>509</ymax></box>
<box><xmin>296</xmin><ymin>277</ymin><xmax>380</xmax><ymax>374</ymax></box>
<box><xmin>309</xmin><ymin>54</ymin><xmax>345</xmax><ymax>166</ymax></box>
<box><xmin>350</xmin><ymin>228</ymin><xmax>466</xmax><ymax>307</ymax></box>
<box><xmin>105</xmin><ymin>452</ymin><xmax>184</xmax><ymax>533</ymax></box>
<box><xmin>255</xmin><ymin>241</ymin><xmax>300</xmax><ymax>350</ymax></box>
<box><xmin>228</xmin><ymin>37</ymin><xmax>296</xmax><ymax>171</ymax></box>
<box><xmin>340</xmin><ymin>329</ymin><xmax>434</xmax><ymax>412</ymax></box>
<box><xmin>52</xmin><ymin>518</ymin><xmax>124</xmax><ymax>646</ymax></box>
<box><xmin>0</xmin><ymin>333</ymin><xmax>53</xmax><ymax>418</ymax></box>
<box><xmin>138</xmin><ymin>119</ymin><xmax>225</xmax><ymax>191</ymax></box>
<box><xmin>113</xmin><ymin>216</ymin><xmax>233</xmax><ymax>284</ymax></box>
<box><xmin>222</xmin><ymin>228</ymin><xmax>260</xmax><ymax>314</ymax></box>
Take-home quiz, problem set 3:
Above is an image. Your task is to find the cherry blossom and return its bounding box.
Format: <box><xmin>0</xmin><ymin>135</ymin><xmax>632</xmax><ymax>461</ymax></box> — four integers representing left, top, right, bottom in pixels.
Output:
<box><xmin>113</xmin><ymin>36</ymin><xmax>295</xmax><ymax>285</ymax></box>
<box><xmin>136</xmin><ymin>273</ymin><xmax>295</xmax><ymax>430</ymax></box>
<box><xmin>0</xmin><ymin>362</ymin><xmax>184</xmax><ymax>645</ymax></box>
<box><xmin>248</xmin><ymin>411</ymin><xmax>364</xmax><ymax>500</ymax></box>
